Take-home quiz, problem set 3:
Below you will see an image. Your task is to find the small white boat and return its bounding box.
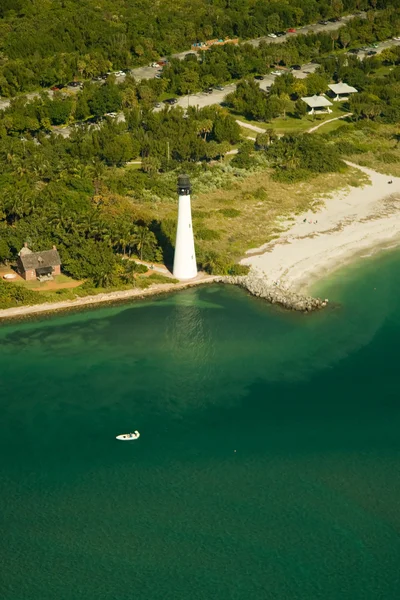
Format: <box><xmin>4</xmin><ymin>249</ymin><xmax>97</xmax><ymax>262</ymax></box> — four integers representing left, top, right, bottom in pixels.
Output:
<box><xmin>116</xmin><ymin>430</ymin><xmax>140</xmax><ymax>441</ymax></box>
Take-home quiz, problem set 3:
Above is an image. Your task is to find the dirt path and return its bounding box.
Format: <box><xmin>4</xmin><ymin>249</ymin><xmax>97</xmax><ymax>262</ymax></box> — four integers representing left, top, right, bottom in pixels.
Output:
<box><xmin>307</xmin><ymin>113</ymin><xmax>352</xmax><ymax>133</ymax></box>
<box><xmin>236</xmin><ymin>120</ymin><xmax>266</xmax><ymax>134</ymax></box>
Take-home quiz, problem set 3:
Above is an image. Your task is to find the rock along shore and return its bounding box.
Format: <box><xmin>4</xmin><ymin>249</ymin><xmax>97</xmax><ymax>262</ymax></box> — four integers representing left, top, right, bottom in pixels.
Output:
<box><xmin>217</xmin><ymin>271</ymin><xmax>328</xmax><ymax>312</ymax></box>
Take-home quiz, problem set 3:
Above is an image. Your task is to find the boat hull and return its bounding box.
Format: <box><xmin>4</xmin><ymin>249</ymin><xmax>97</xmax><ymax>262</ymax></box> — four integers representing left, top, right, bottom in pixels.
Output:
<box><xmin>116</xmin><ymin>431</ymin><xmax>140</xmax><ymax>441</ymax></box>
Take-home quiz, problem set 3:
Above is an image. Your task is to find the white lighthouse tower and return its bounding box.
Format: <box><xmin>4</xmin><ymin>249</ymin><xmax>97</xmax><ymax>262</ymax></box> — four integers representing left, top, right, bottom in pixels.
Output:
<box><xmin>173</xmin><ymin>174</ymin><xmax>197</xmax><ymax>280</ymax></box>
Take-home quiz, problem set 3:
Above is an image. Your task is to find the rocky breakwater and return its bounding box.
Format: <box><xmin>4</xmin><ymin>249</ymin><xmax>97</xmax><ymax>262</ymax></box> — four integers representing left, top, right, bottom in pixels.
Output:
<box><xmin>217</xmin><ymin>272</ymin><xmax>328</xmax><ymax>312</ymax></box>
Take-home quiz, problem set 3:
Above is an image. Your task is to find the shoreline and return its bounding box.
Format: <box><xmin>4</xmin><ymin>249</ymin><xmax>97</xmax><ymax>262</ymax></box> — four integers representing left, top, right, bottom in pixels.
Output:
<box><xmin>0</xmin><ymin>275</ymin><xmax>218</xmax><ymax>322</ymax></box>
<box><xmin>241</xmin><ymin>163</ymin><xmax>400</xmax><ymax>295</ymax></box>
<box><xmin>2</xmin><ymin>163</ymin><xmax>400</xmax><ymax>321</ymax></box>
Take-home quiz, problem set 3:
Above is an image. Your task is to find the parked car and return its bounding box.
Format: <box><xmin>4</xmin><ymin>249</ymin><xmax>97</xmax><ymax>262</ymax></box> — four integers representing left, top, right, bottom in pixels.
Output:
<box><xmin>276</xmin><ymin>31</ymin><xmax>286</xmax><ymax>37</ymax></box>
<box><xmin>155</xmin><ymin>74</ymin><xmax>162</xmax><ymax>79</ymax></box>
<box><xmin>318</xmin><ymin>20</ymin><xmax>328</xmax><ymax>25</ymax></box>
<box><xmin>367</xmin><ymin>50</ymin><xmax>377</xmax><ymax>55</ymax></box>
<box><xmin>291</xmin><ymin>65</ymin><xmax>301</xmax><ymax>70</ymax></box>
<box><xmin>114</xmin><ymin>71</ymin><xmax>125</xmax><ymax>77</ymax></box>
<box><xmin>67</xmin><ymin>81</ymin><xmax>82</xmax><ymax>87</ymax></box>
<box><xmin>164</xmin><ymin>98</ymin><xmax>178</xmax><ymax>105</ymax></box>
<box><xmin>267</xmin><ymin>33</ymin><xmax>277</xmax><ymax>38</ymax></box>
<box><xmin>287</xmin><ymin>28</ymin><xmax>296</xmax><ymax>33</ymax></box>
<box><xmin>105</xmin><ymin>112</ymin><xmax>117</xmax><ymax>118</ymax></box>
<box><xmin>214</xmin><ymin>85</ymin><xmax>225</xmax><ymax>91</ymax></box>
<box><xmin>153</xmin><ymin>102</ymin><xmax>161</xmax><ymax>108</ymax></box>
<box><xmin>51</xmin><ymin>85</ymin><xmax>64</xmax><ymax>91</ymax></box>
<box><xmin>151</xmin><ymin>62</ymin><xmax>159</xmax><ymax>67</ymax></box>
<box><xmin>271</xmin><ymin>71</ymin><xmax>282</xmax><ymax>75</ymax></box>
<box><xmin>203</xmin><ymin>87</ymin><xmax>213</xmax><ymax>94</ymax></box>
<box><xmin>254</xmin><ymin>75</ymin><xmax>264</xmax><ymax>80</ymax></box>
<box><xmin>393</xmin><ymin>36</ymin><xmax>400</xmax><ymax>41</ymax></box>
<box><xmin>328</xmin><ymin>17</ymin><xmax>341</xmax><ymax>22</ymax></box>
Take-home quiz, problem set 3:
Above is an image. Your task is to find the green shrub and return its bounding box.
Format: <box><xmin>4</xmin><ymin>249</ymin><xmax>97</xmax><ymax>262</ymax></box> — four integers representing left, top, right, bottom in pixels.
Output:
<box><xmin>195</xmin><ymin>227</ymin><xmax>221</xmax><ymax>240</ymax></box>
<box><xmin>0</xmin><ymin>280</ymin><xmax>43</xmax><ymax>309</ymax></box>
<box><xmin>146</xmin><ymin>273</ymin><xmax>179</xmax><ymax>284</ymax></box>
<box><xmin>192</xmin><ymin>210</ymin><xmax>211</xmax><ymax>219</ymax></box>
<box><xmin>218</xmin><ymin>208</ymin><xmax>241</xmax><ymax>218</ymax></box>
<box><xmin>253</xmin><ymin>187</ymin><xmax>267</xmax><ymax>200</ymax></box>
<box><xmin>272</xmin><ymin>167</ymin><xmax>311</xmax><ymax>183</ymax></box>
<box><xmin>334</xmin><ymin>140</ymin><xmax>366</xmax><ymax>155</ymax></box>
<box><xmin>378</xmin><ymin>152</ymin><xmax>398</xmax><ymax>164</ymax></box>
<box><xmin>227</xmin><ymin>264</ymin><xmax>250</xmax><ymax>275</ymax></box>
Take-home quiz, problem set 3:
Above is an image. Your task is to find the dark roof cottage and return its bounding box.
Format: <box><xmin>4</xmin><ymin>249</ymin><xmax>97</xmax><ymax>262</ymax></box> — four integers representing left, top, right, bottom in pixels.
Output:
<box><xmin>17</xmin><ymin>244</ymin><xmax>61</xmax><ymax>281</ymax></box>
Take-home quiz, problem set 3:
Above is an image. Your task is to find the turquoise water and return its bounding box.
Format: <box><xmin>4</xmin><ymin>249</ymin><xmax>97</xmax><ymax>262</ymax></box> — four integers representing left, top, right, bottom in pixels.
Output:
<box><xmin>1</xmin><ymin>252</ymin><xmax>400</xmax><ymax>600</ymax></box>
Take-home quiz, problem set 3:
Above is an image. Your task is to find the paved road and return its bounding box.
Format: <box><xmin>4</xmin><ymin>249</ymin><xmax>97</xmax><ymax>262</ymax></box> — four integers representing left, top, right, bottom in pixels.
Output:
<box><xmin>169</xmin><ymin>62</ymin><xmax>318</xmax><ymax>111</ymax></box>
<box><xmin>0</xmin><ymin>10</ymin><xmax>391</xmax><ymax>113</ymax></box>
<box><xmin>247</xmin><ymin>13</ymin><xmax>364</xmax><ymax>49</ymax></box>
<box><xmin>355</xmin><ymin>38</ymin><xmax>400</xmax><ymax>59</ymax></box>
<box><xmin>129</xmin><ymin>13</ymin><xmax>366</xmax><ymax>81</ymax></box>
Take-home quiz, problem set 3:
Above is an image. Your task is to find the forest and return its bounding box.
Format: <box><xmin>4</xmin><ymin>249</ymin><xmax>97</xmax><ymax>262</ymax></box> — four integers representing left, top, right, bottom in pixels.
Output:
<box><xmin>1</xmin><ymin>1</ymin><xmax>400</xmax><ymax>306</ymax></box>
<box><xmin>0</xmin><ymin>0</ymin><xmax>397</xmax><ymax>96</ymax></box>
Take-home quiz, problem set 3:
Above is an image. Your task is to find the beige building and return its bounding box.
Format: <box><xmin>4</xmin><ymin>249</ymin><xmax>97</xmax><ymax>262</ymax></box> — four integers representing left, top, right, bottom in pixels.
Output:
<box><xmin>301</xmin><ymin>95</ymin><xmax>333</xmax><ymax>114</ymax></box>
<box><xmin>328</xmin><ymin>83</ymin><xmax>358</xmax><ymax>101</ymax></box>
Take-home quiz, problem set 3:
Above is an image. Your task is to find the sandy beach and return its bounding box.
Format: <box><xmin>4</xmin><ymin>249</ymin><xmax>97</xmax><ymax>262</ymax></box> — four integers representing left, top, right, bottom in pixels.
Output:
<box><xmin>242</xmin><ymin>163</ymin><xmax>400</xmax><ymax>293</ymax></box>
<box><xmin>2</xmin><ymin>163</ymin><xmax>400</xmax><ymax>320</ymax></box>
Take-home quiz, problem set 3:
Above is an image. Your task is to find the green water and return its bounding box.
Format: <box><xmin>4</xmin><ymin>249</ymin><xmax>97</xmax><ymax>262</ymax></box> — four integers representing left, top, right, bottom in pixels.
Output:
<box><xmin>1</xmin><ymin>252</ymin><xmax>400</xmax><ymax>600</ymax></box>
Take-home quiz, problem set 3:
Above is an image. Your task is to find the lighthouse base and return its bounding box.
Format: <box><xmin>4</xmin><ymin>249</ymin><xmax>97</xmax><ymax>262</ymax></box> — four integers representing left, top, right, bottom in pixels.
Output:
<box><xmin>172</xmin><ymin>268</ymin><xmax>198</xmax><ymax>281</ymax></box>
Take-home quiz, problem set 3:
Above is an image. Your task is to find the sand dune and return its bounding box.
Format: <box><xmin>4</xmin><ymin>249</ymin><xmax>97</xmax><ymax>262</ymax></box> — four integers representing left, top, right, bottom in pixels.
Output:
<box><xmin>242</xmin><ymin>163</ymin><xmax>400</xmax><ymax>293</ymax></box>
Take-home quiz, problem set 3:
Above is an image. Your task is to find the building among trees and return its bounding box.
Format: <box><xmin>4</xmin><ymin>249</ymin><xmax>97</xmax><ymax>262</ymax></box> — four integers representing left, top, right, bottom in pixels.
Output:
<box><xmin>301</xmin><ymin>95</ymin><xmax>333</xmax><ymax>114</ymax></box>
<box><xmin>17</xmin><ymin>244</ymin><xmax>61</xmax><ymax>281</ymax></box>
<box><xmin>328</xmin><ymin>83</ymin><xmax>358</xmax><ymax>101</ymax></box>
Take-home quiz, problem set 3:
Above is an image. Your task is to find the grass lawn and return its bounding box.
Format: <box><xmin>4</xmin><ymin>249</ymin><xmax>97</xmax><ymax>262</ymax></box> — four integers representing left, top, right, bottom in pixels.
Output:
<box><xmin>14</xmin><ymin>273</ymin><xmax>83</xmax><ymax>291</ymax></box>
<box><xmin>314</xmin><ymin>117</ymin><xmax>352</xmax><ymax>135</ymax></box>
<box><xmin>235</xmin><ymin>104</ymin><xmax>351</xmax><ymax>137</ymax></box>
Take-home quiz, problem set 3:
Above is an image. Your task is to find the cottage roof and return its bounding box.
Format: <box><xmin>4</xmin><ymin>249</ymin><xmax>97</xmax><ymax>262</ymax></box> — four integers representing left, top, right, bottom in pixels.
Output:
<box><xmin>18</xmin><ymin>248</ymin><xmax>61</xmax><ymax>271</ymax></box>
<box><xmin>19</xmin><ymin>246</ymin><xmax>32</xmax><ymax>257</ymax></box>
<box><xmin>301</xmin><ymin>95</ymin><xmax>333</xmax><ymax>108</ymax></box>
<box><xmin>328</xmin><ymin>83</ymin><xmax>358</xmax><ymax>94</ymax></box>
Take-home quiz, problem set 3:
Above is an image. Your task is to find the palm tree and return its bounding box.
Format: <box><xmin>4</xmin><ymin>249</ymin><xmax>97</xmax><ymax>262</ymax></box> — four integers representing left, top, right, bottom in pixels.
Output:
<box><xmin>131</xmin><ymin>225</ymin><xmax>153</xmax><ymax>260</ymax></box>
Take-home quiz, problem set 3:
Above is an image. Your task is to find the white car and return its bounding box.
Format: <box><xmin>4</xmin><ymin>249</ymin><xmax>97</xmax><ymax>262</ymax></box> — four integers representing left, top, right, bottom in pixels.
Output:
<box><xmin>393</xmin><ymin>37</ymin><xmax>400</xmax><ymax>41</ymax></box>
<box><xmin>151</xmin><ymin>62</ymin><xmax>159</xmax><ymax>68</ymax></box>
<box><xmin>114</xmin><ymin>71</ymin><xmax>125</xmax><ymax>77</ymax></box>
<box><xmin>271</xmin><ymin>71</ymin><xmax>282</xmax><ymax>75</ymax></box>
<box><xmin>268</xmin><ymin>33</ymin><xmax>277</xmax><ymax>38</ymax></box>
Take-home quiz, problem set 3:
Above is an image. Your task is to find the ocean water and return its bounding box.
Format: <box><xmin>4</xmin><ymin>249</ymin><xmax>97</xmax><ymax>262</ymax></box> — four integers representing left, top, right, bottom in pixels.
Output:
<box><xmin>1</xmin><ymin>252</ymin><xmax>400</xmax><ymax>600</ymax></box>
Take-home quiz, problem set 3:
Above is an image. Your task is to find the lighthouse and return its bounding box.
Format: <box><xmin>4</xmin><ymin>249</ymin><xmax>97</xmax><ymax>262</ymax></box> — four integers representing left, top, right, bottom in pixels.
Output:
<box><xmin>173</xmin><ymin>174</ymin><xmax>197</xmax><ymax>280</ymax></box>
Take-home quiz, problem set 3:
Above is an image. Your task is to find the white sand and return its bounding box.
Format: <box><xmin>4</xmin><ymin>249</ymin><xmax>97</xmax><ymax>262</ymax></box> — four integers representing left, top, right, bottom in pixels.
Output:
<box><xmin>242</xmin><ymin>163</ymin><xmax>400</xmax><ymax>293</ymax></box>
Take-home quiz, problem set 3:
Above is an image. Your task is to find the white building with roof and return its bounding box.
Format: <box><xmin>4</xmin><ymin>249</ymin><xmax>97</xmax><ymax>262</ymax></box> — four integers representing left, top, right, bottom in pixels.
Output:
<box><xmin>301</xmin><ymin>95</ymin><xmax>333</xmax><ymax>114</ymax></box>
<box><xmin>328</xmin><ymin>83</ymin><xmax>358</xmax><ymax>101</ymax></box>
